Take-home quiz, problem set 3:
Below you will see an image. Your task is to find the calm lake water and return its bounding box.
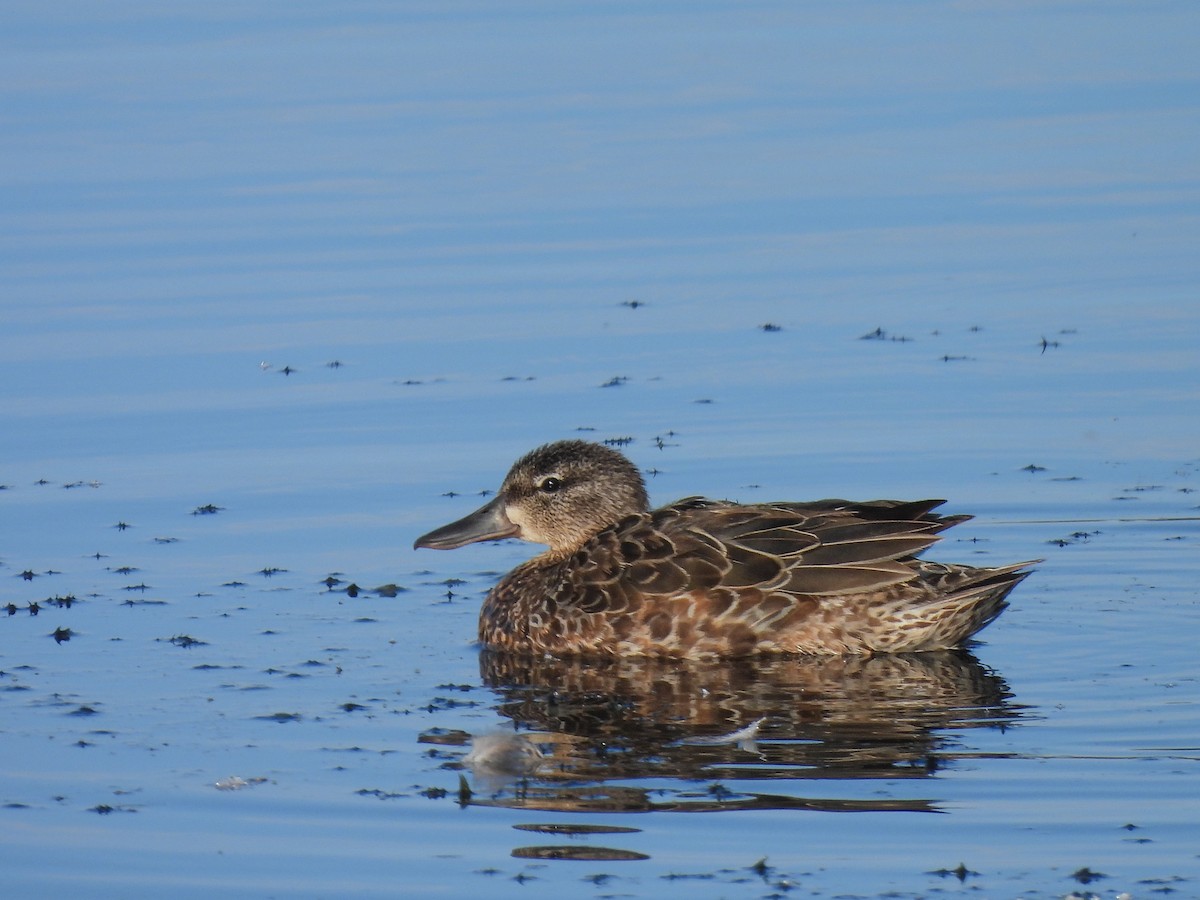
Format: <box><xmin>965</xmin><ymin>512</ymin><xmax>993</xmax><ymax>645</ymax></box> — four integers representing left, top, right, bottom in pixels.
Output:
<box><xmin>3</xmin><ymin>3</ymin><xmax>1198</xmax><ymax>898</ymax></box>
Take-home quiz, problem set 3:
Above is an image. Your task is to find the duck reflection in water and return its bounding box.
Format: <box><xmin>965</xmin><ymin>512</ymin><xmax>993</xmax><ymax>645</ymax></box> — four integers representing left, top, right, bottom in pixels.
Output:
<box><xmin>451</xmin><ymin>649</ymin><xmax>1026</xmax><ymax>813</ymax></box>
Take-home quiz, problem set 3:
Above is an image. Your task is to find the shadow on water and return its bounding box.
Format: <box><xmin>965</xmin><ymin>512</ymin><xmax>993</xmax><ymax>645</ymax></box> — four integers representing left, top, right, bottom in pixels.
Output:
<box><xmin>440</xmin><ymin>650</ymin><xmax>1028</xmax><ymax>820</ymax></box>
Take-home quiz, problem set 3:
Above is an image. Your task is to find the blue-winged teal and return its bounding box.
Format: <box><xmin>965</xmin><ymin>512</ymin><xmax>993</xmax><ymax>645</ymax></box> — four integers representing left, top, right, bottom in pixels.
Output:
<box><xmin>415</xmin><ymin>440</ymin><xmax>1035</xmax><ymax>658</ymax></box>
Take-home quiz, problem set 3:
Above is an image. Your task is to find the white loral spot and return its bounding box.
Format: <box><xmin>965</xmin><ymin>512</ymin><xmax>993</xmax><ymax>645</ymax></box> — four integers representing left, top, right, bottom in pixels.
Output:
<box><xmin>505</xmin><ymin>503</ymin><xmax>533</xmax><ymax>540</ymax></box>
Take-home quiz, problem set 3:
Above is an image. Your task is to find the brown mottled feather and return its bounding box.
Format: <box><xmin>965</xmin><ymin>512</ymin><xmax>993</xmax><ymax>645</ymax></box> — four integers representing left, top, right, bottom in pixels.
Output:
<box><xmin>414</xmin><ymin>441</ymin><xmax>1037</xmax><ymax>658</ymax></box>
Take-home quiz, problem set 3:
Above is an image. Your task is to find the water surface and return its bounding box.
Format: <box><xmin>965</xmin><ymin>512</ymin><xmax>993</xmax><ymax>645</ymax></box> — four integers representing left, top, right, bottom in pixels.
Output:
<box><xmin>2</xmin><ymin>3</ymin><xmax>1198</xmax><ymax>898</ymax></box>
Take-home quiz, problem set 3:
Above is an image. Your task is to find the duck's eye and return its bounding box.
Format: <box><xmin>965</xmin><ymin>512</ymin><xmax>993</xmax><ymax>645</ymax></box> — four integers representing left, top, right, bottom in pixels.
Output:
<box><xmin>538</xmin><ymin>476</ymin><xmax>562</xmax><ymax>494</ymax></box>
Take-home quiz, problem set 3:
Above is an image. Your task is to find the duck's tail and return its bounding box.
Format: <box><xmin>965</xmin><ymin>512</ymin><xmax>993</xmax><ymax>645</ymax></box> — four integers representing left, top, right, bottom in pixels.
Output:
<box><xmin>874</xmin><ymin>560</ymin><xmax>1039</xmax><ymax>652</ymax></box>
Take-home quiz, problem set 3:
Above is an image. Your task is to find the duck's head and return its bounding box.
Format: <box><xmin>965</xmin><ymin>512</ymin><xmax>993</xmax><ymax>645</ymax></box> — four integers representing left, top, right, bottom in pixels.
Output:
<box><xmin>413</xmin><ymin>440</ymin><xmax>650</xmax><ymax>554</ymax></box>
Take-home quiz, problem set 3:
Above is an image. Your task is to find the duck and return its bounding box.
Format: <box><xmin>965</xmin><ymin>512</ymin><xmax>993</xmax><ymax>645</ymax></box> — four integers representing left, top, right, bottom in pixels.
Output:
<box><xmin>414</xmin><ymin>440</ymin><xmax>1035</xmax><ymax>658</ymax></box>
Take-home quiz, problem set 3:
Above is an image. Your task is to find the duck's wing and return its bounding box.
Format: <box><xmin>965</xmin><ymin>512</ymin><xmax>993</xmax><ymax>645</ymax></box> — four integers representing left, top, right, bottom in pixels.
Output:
<box><xmin>606</xmin><ymin>498</ymin><xmax>964</xmax><ymax>600</ymax></box>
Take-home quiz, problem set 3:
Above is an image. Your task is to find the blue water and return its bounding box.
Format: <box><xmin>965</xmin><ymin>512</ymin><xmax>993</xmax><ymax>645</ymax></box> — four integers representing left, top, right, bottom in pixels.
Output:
<box><xmin>3</xmin><ymin>3</ymin><xmax>1199</xmax><ymax>898</ymax></box>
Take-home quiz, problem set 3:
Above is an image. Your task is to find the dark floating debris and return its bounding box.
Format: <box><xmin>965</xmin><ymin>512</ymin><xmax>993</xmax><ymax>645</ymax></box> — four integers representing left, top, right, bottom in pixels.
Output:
<box><xmin>424</xmin><ymin>695</ymin><xmax>481</xmax><ymax>713</ymax></box>
<box><xmin>326</xmin><ymin>360</ymin><xmax>344</xmax><ymax>368</ymax></box>
<box><xmin>759</xmin><ymin>322</ymin><xmax>782</xmax><ymax>332</ymax></box>
<box><xmin>930</xmin><ymin>862</ymin><xmax>978</xmax><ymax>882</ymax></box>
<box><xmin>1047</xmin><ymin>530</ymin><xmax>1102</xmax><ymax>548</ymax></box>
<box><xmin>371</xmin><ymin>584</ymin><xmax>407</xmax><ymax>597</ymax></box>
<box><xmin>1070</xmin><ymin>867</ymin><xmax>1107</xmax><ymax>885</ymax></box>
<box><xmin>1021</xmin><ymin>464</ymin><xmax>1047</xmax><ymax>473</ymax></box>
<box><xmin>621</xmin><ymin>300</ymin><xmax>645</xmax><ymax>309</ymax></box>
<box><xmin>602</xmin><ymin>436</ymin><xmax>634</xmax><ymax>447</ymax></box>
<box><xmin>114</xmin><ymin>521</ymin><xmax>132</xmax><ymax>531</ymax></box>
<box><xmin>859</xmin><ymin>327</ymin><xmax>913</xmax><ymax>342</ymax></box>
<box><xmin>90</xmin><ymin>804</ymin><xmax>136</xmax><ymax>815</ymax></box>
<box><xmin>356</xmin><ymin>788</ymin><xmax>407</xmax><ymax>801</ymax></box>
<box><xmin>164</xmin><ymin>634</ymin><xmax>207</xmax><ymax>649</ymax></box>
<box><xmin>255</xmin><ymin>712</ymin><xmax>302</xmax><ymax>723</ymax></box>
<box><xmin>153</xmin><ymin>537</ymin><xmax>180</xmax><ymax>544</ymax></box>
<box><xmin>52</xmin><ymin>627</ymin><xmax>74</xmax><ymax>644</ymax></box>
<box><xmin>512</xmin><ymin>845</ymin><xmax>649</xmax><ymax>862</ymax></box>
<box><xmin>417</xmin><ymin>728</ymin><xmax>471</xmax><ymax>747</ymax></box>
<box><xmin>258</xmin><ymin>567</ymin><xmax>286</xmax><ymax>577</ymax></box>
<box><xmin>1039</xmin><ymin>336</ymin><xmax>1061</xmax><ymax>353</ymax></box>
<box><xmin>748</xmin><ymin>857</ymin><xmax>773</xmax><ymax>879</ymax></box>
<box><xmin>438</xmin><ymin>576</ymin><xmax>467</xmax><ymax>602</ymax></box>
<box><xmin>514</xmin><ymin>823</ymin><xmax>641</xmax><ymax>836</ymax></box>
<box><xmin>279</xmin><ymin>366</ymin><xmax>297</xmax><ymax>376</ymax></box>
<box><xmin>600</xmin><ymin>376</ymin><xmax>629</xmax><ymax>388</ymax></box>
<box><xmin>192</xmin><ymin>504</ymin><xmax>224</xmax><ymax>516</ymax></box>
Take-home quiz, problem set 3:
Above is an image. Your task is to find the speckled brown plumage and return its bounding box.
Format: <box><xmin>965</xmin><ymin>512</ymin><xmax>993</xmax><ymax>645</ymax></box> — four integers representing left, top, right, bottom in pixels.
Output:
<box><xmin>415</xmin><ymin>440</ymin><xmax>1036</xmax><ymax>658</ymax></box>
